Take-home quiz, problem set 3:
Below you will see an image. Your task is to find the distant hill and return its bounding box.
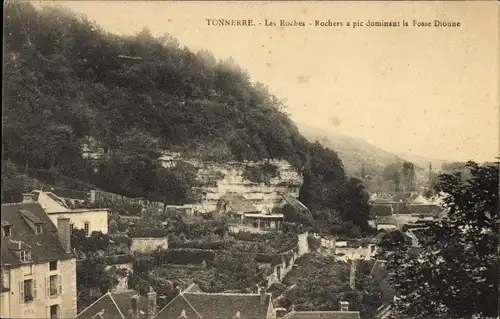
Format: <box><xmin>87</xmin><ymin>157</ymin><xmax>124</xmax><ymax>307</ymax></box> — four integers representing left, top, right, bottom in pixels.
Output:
<box><xmin>298</xmin><ymin>125</ymin><xmax>403</xmax><ymax>177</ymax></box>
<box><xmin>394</xmin><ymin>152</ymin><xmax>449</xmax><ymax>172</ymax></box>
<box><xmin>298</xmin><ymin>125</ymin><xmax>453</xmax><ymax>190</ymax></box>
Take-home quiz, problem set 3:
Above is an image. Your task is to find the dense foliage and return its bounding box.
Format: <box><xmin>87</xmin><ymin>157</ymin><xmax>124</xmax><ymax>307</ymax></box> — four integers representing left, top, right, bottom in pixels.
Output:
<box><xmin>278</xmin><ymin>253</ymin><xmax>384</xmax><ymax>318</ymax></box>
<box><xmin>209</xmin><ymin>249</ymin><xmax>265</xmax><ymax>292</ymax></box>
<box><xmin>385</xmin><ymin>161</ymin><xmax>499</xmax><ymax>318</ymax></box>
<box><xmin>3</xmin><ymin>3</ymin><xmax>370</xmax><ymax>233</ymax></box>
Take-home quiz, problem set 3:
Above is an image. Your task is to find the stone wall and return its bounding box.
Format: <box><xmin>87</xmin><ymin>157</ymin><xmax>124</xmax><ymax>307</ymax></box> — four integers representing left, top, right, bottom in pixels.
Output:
<box><xmin>131</xmin><ymin>237</ymin><xmax>169</xmax><ymax>253</ymax></box>
<box><xmin>263</xmin><ymin>231</ymin><xmax>310</xmax><ymax>288</ymax></box>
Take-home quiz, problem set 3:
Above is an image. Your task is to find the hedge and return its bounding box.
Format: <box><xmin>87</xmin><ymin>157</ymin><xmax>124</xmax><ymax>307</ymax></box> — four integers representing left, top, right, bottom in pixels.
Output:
<box><xmin>151</xmin><ymin>249</ymin><xmax>216</xmax><ymax>266</ymax></box>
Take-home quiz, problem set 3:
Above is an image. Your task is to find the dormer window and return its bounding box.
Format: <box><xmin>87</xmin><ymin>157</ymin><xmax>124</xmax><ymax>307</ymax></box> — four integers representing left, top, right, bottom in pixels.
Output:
<box><xmin>2</xmin><ymin>225</ymin><xmax>12</xmax><ymax>237</ymax></box>
<box><xmin>20</xmin><ymin>250</ymin><xmax>32</xmax><ymax>262</ymax></box>
<box><xmin>35</xmin><ymin>224</ymin><xmax>43</xmax><ymax>235</ymax></box>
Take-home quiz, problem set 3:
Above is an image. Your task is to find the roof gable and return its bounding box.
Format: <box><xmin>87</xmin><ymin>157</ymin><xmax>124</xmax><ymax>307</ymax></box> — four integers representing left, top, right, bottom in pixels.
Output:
<box><xmin>184</xmin><ymin>292</ymin><xmax>271</xmax><ymax>319</ymax></box>
<box><xmin>154</xmin><ymin>293</ymin><xmax>201</xmax><ymax>319</ymax></box>
<box><xmin>76</xmin><ymin>293</ymin><xmax>125</xmax><ymax>319</ymax></box>
<box><xmin>1</xmin><ymin>203</ymin><xmax>73</xmax><ymax>267</ymax></box>
<box><xmin>155</xmin><ymin>292</ymin><xmax>271</xmax><ymax>319</ymax></box>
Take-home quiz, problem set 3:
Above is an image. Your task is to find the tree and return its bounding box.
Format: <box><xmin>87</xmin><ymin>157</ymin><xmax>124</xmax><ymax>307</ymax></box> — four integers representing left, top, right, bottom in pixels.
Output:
<box><xmin>340</xmin><ymin>177</ymin><xmax>372</xmax><ymax>233</ymax></box>
<box><xmin>386</xmin><ymin>161</ymin><xmax>499</xmax><ymax>318</ymax></box>
<box><xmin>76</xmin><ymin>255</ymin><xmax>119</xmax><ymax>310</ymax></box>
<box><xmin>154</xmin><ymin>162</ymin><xmax>199</xmax><ymax>213</ymax></box>
<box><xmin>210</xmin><ymin>249</ymin><xmax>264</xmax><ymax>292</ymax></box>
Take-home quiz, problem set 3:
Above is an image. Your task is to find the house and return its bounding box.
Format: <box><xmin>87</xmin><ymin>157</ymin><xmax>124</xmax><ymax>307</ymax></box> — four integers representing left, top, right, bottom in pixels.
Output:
<box><xmin>154</xmin><ymin>288</ymin><xmax>275</xmax><ymax>319</ymax></box>
<box><xmin>280</xmin><ymin>301</ymin><xmax>360</xmax><ymax>319</ymax></box>
<box><xmin>1</xmin><ymin>202</ymin><xmax>77</xmax><ymax>319</ymax></box>
<box><xmin>76</xmin><ymin>289</ymin><xmax>157</xmax><ymax>319</ymax></box>
<box><xmin>23</xmin><ymin>190</ymin><xmax>109</xmax><ymax>235</ymax></box>
<box><xmin>241</xmin><ymin>213</ymin><xmax>285</xmax><ymax>232</ymax></box>
<box><xmin>217</xmin><ymin>193</ymin><xmax>260</xmax><ymax>217</ymax></box>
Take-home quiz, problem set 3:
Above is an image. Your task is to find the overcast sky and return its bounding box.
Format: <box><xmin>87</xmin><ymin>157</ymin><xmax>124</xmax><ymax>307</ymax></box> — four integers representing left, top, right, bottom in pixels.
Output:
<box><xmin>35</xmin><ymin>1</ymin><xmax>499</xmax><ymax>162</ymax></box>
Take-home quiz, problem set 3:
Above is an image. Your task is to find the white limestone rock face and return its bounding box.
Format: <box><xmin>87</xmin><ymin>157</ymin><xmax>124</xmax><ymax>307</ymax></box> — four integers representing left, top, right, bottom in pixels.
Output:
<box><xmin>159</xmin><ymin>152</ymin><xmax>303</xmax><ymax>213</ymax></box>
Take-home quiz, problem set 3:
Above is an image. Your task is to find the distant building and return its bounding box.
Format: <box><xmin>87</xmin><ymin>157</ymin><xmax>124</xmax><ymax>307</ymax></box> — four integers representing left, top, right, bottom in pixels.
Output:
<box><xmin>1</xmin><ymin>203</ymin><xmax>77</xmax><ymax>319</ymax></box>
<box><xmin>241</xmin><ymin>213</ymin><xmax>284</xmax><ymax>232</ymax></box>
<box><xmin>22</xmin><ymin>190</ymin><xmax>109</xmax><ymax>235</ymax></box>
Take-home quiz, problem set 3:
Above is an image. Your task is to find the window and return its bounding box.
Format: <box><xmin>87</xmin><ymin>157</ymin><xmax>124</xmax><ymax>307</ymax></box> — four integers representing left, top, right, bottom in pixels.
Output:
<box><xmin>35</xmin><ymin>224</ymin><xmax>43</xmax><ymax>234</ymax></box>
<box><xmin>47</xmin><ymin>275</ymin><xmax>62</xmax><ymax>297</ymax></box>
<box><xmin>25</xmin><ymin>265</ymin><xmax>33</xmax><ymax>276</ymax></box>
<box><xmin>70</xmin><ymin>223</ymin><xmax>74</xmax><ymax>233</ymax></box>
<box><xmin>50</xmin><ymin>304</ymin><xmax>59</xmax><ymax>319</ymax></box>
<box><xmin>49</xmin><ymin>275</ymin><xmax>58</xmax><ymax>297</ymax></box>
<box><xmin>20</xmin><ymin>279</ymin><xmax>36</xmax><ymax>303</ymax></box>
<box><xmin>49</xmin><ymin>261</ymin><xmax>58</xmax><ymax>271</ymax></box>
<box><xmin>84</xmin><ymin>222</ymin><xmax>90</xmax><ymax>237</ymax></box>
<box><xmin>20</xmin><ymin>250</ymin><xmax>32</xmax><ymax>262</ymax></box>
<box><xmin>2</xmin><ymin>225</ymin><xmax>12</xmax><ymax>237</ymax></box>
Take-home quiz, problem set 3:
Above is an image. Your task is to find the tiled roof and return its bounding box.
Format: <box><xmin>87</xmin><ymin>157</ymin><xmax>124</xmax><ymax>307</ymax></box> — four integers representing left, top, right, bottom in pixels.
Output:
<box><xmin>1</xmin><ymin>203</ymin><xmax>74</xmax><ymax>268</ymax></box>
<box><xmin>76</xmin><ymin>290</ymin><xmax>151</xmax><ymax>319</ymax></box>
<box><xmin>282</xmin><ymin>311</ymin><xmax>361</xmax><ymax>319</ymax></box>
<box><xmin>155</xmin><ymin>292</ymin><xmax>271</xmax><ymax>319</ymax></box>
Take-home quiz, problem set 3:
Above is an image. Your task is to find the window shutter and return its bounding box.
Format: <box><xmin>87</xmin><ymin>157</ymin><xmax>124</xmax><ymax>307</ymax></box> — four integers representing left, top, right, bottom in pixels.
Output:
<box><xmin>33</xmin><ymin>279</ymin><xmax>37</xmax><ymax>299</ymax></box>
<box><xmin>19</xmin><ymin>281</ymin><xmax>24</xmax><ymax>303</ymax></box>
<box><xmin>59</xmin><ymin>274</ymin><xmax>62</xmax><ymax>295</ymax></box>
<box><xmin>46</xmin><ymin>277</ymin><xmax>50</xmax><ymax>298</ymax></box>
<box><xmin>46</xmin><ymin>306</ymin><xmax>50</xmax><ymax>319</ymax></box>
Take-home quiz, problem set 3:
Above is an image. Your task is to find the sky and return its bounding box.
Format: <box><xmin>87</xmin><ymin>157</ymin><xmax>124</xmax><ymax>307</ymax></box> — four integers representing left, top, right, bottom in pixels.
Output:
<box><xmin>34</xmin><ymin>1</ymin><xmax>499</xmax><ymax>162</ymax></box>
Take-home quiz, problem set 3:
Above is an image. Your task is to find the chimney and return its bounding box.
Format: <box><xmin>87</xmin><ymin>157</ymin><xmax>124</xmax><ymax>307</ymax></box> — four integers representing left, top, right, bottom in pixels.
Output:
<box><xmin>89</xmin><ymin>190</ymin><xmax>96</xmax><ymax>203</ymax></box>
<box><xmin>57</xmin><ymin>217</ymin><xmax>71</xmax><ymax>253</ymax></box>
<box><xmin>22</xmin><ymin>193</ymin><xmax>33</xmax><ymax>203</ymax></box>
<box><xmin>130</xmin><ymin>295</ymin><xmax>140</xmax><ymax>319</ymax></box>
<box><xmin>147</xmin><ymin>287</ymin><xmax>157</xmax><ymax>319</ymax></box>
<box><xmin>260</xmin><ymin>287</ymin><xmax>266</xmax><ymax>305</ymax></box>
<box><xmin>340</xmin><ymin>301</ymin><xmax>349</xmax><ymax>312</ymax></box>
<box><xmin>178</xmin><ymin>309</ymin><xmax>187</xmax><ymax>319</ymax></box>
<box><xmin>275</xmin><ymin>307</ymin><xmax>288</xmax><ymax>318</ymax></box>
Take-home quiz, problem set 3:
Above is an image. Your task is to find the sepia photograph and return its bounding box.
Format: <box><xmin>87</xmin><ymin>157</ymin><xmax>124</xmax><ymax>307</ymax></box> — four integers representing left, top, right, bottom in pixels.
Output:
<box><xmin>1</xmin><ymin>1</ymin><xmax>499</xmax><ymax>319</ymax></box>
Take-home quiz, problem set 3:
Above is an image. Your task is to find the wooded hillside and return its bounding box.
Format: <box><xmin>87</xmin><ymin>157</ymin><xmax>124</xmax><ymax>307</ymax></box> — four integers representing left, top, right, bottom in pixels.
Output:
<box><xmin>3</xmin><ymin>3</ymin><xmax>370</xmax><ymax>235</ymax></box>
